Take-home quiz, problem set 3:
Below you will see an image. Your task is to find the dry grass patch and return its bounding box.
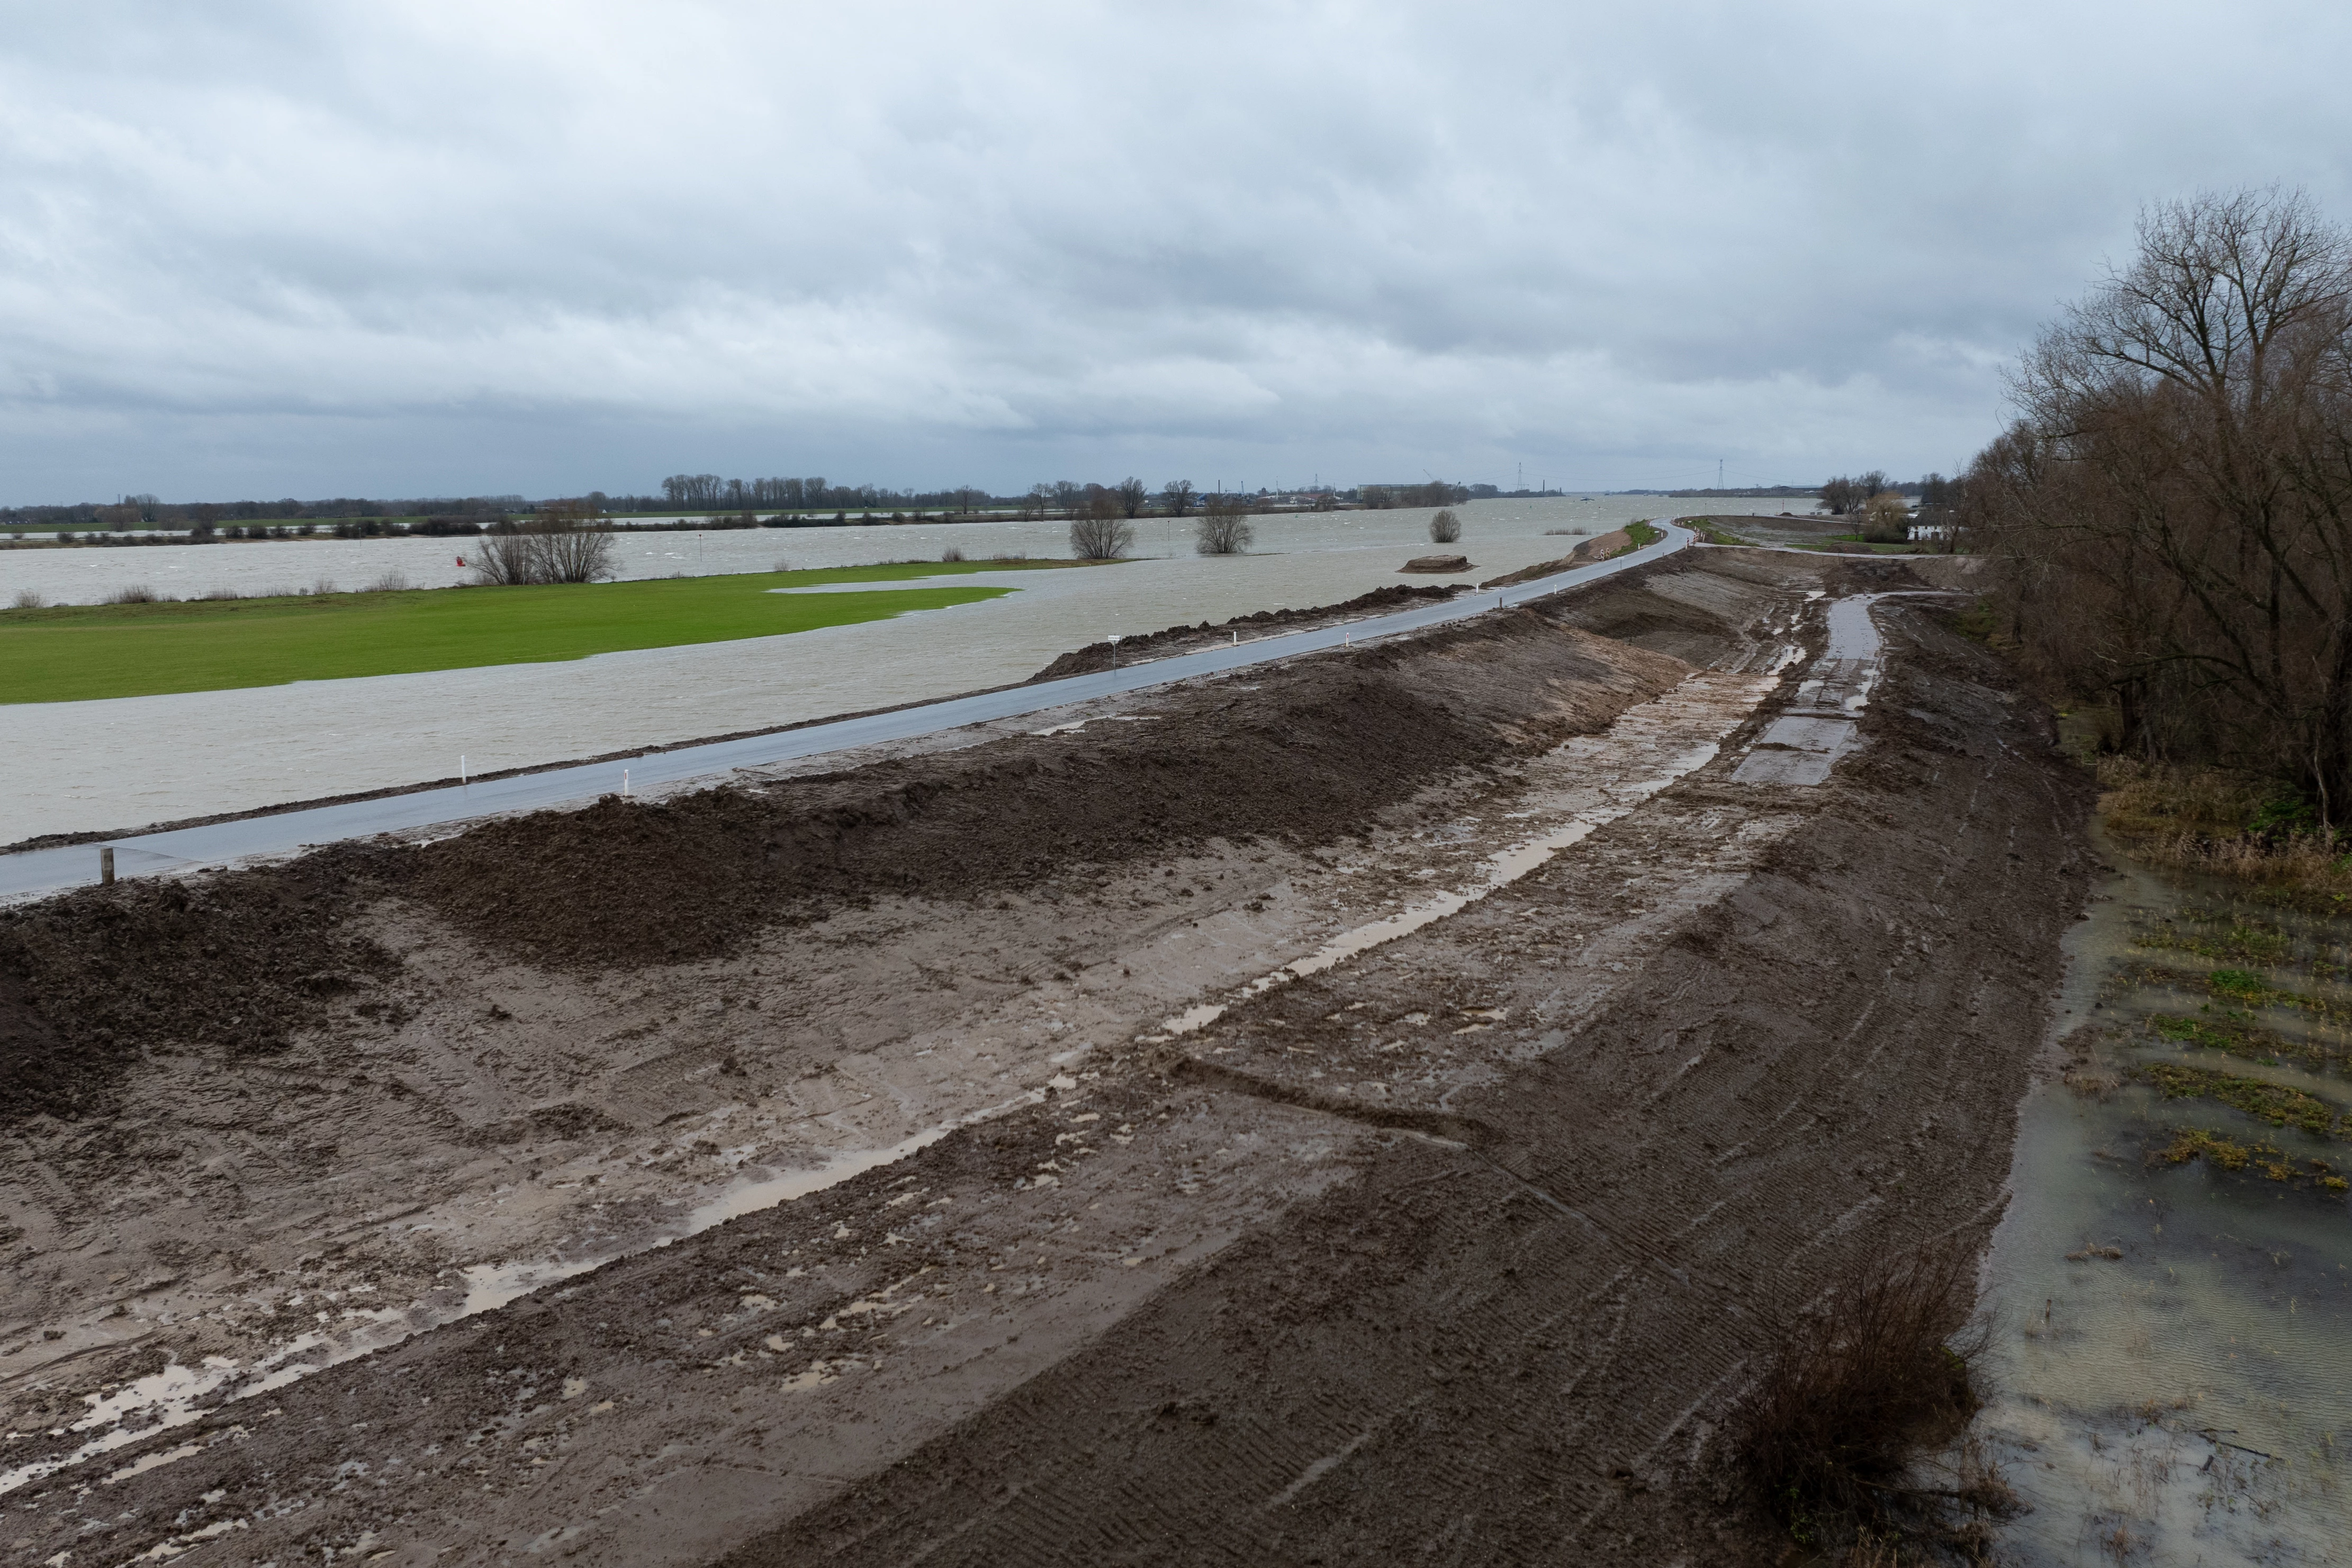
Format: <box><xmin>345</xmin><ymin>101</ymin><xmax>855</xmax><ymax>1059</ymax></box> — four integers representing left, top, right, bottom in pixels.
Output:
<box><xmin>2097</xmin><ymin>757</ymin><xmax>2352</xmax><ymax>907</ymax></box>
<box><xmin>1732</xmin><ymin>1246</ymin><xmax>2017</xmax><ymax>1560</ymax></box>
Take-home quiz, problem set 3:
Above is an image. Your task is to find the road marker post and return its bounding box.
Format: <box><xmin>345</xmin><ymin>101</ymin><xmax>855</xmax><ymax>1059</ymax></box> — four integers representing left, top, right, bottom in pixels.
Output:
<box><xmin>98</xmin><ymin>847</ymin><xmax>114</xmax><ymax>886</ymax></box>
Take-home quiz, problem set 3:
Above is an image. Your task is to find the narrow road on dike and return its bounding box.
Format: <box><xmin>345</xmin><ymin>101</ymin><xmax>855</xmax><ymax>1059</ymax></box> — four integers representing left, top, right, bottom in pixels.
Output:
<box><xmin>0</xmin><ymin>525</ymin><xmax>1693</xmax><ymax>901</ymax></box>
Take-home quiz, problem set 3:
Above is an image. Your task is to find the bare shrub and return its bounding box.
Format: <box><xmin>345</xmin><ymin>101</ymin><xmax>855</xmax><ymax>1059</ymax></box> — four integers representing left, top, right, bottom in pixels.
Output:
<box><xmin>537</xmin><ymin>522</ymin><xmax>614</xmax><ymax>583</ymax></box>
<box><xmin>311</xmin><ymin>576</ymin><xmax>338</xmax><ymax>596</ymax></box>
<box><xmin>941</xmin><ymin>545</ymin><xmax>966</xmax><ymax>562</ymax></box>
<box><xmin>1195</xmin><ymin>494</ymin><xmax>1254</xmax><ymax>555</ymax></box>
<box><xmin>365</xmin><ymin>569</ymin><xmax>410</xmax><ymax>593</ymax></box>
<box><xmin>197</xmin><ymin>587</ymin><xmax>245</xmax><ymax>601</ymax></box>
<box><xmin>1428</xmin><ymin>508</ymin><xmax>1463</xmax><ymax>544</ymax></box>
<box><xmin>1732</xmin><ymin>1243</ymin><xmax>2014</xmax><ymax>1555</ymax></box>
<box><xmin>470</xmin><ymin>530</ymin><xmax>542</xmax><ymax>586</ymax></box>
<box><xmin>103</xmin><ymin>585</ymin><xmax>159</xmax><ymax>604</ymax></box>
<box><xmin>1069</xmin><ymin>514</ymin><xmax>1135</xmax><ymax>560</ymax></box>
<box><xmin>470</xmin><ymin>507</ymin><xmax>615</xmax><ymax>586</ymax></box>
<box><xmin>9</xmin><ymin>588</ymin><xmax>48</xmax><ymax>609</ymax></box>
<box><xmin>989</xmin><ymin>552</ymin><xmax>1029</xmax><ymax>563</ymax></box>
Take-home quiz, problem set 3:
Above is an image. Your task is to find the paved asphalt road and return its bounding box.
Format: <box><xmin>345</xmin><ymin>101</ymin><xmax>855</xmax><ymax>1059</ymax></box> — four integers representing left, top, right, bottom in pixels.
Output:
<box><xmin>0</xmin><ymin>524</ymin><xmax>1693</xmax><ymax>901</ymax></box>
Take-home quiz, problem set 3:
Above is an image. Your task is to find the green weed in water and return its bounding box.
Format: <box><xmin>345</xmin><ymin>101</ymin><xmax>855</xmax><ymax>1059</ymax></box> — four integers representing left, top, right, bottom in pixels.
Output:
<box><xmin>2143</xmin><ymin>1062</ymin><xmax>2346</xmax><ymax>1137</ymax></box>
<box><xmin>2124</xmin><ymin>962</ymin><xmax>2337</xmax><ymax>1017</ymax></box>
<box><xmin>2146</xmin><ymin>1012</ymin><xmax>2343</xmax><ymax>1070</ymax></box>
<box><xmin>2134</xmin><ymin>917</ymin><xmax>2297</xmax><ymax>970</ymax></box>
<box><xmin>2156</xmin><ymin>1128</ymin><xmax>2346</xmax><ymax>1188</ymax></box>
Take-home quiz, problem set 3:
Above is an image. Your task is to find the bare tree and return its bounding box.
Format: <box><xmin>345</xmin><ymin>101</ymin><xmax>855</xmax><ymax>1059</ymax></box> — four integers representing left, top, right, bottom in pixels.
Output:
<box><xmin>1113</xmin><ymin>477</ymin><xmax>1149</xmax><ymax>518</ymax></box>
<box><xmin>1161</xmin><ymin>480</ymin><xmax>1196</xmax><ymax>516</ymax></box>
<box><xmin>1428</xmin><ymin>508</ymin><xmax>1462</xmax><ymax>544</ymax></box>
<box><xmin>1070</xmin><ymin>512</ymin><xmax>1135</xmax><ymax>560</ymax></box>
<box><xmin>1819</xmin><ymin>476</ymin><xmax>1862</xmax><ymax>515</ymax></box>
<box><xmin>1195</xmin><ymin>492</ymin><xmax>1253</xmax><ymax>554</ymax></box>
<box><xmin>470</xmin><ymin>499</ymin><xmax>615</xmax><ymax>586</ymax></box>
<box><xmin>1976</xmin><ymin>187</ymin><xmax>2352</xmax><ymax>812</ymax></box>
<box><xmin>1050</xmin><ymin>480</ymin><xmax>1084</xmax><ymax>517</ymax></box>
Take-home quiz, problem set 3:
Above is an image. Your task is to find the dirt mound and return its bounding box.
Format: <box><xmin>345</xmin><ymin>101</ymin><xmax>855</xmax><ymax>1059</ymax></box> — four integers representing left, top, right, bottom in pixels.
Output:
<box><xmin>0</xmin><ymin>863</ymin><xmax>395</xmax><ymax>1125</ymax></box>
<box><xmin>1400</xmin><ymin>553</ymin><xmax>1471</xmax><ymax>573</ymax></box>
<box><xmin>367</xmin><ymin>615</ymin><xmax>1688</xmax><ymax>969</ymax></box>
<box><xmin>1480</xmin><ymin>530</ymin><xmax>1629</xmax><ymax>587</ymax></box>
<box><xmin>1031</xmin><ymin>583</ymin><xmax>1458</xmax><ymax>679</ymax></box>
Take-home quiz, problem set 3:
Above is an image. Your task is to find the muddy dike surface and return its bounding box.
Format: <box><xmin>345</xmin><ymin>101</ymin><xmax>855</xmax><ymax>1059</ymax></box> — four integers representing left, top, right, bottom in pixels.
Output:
<box><xmin>0</xmin><ymin>551</ymin><xmax>2093</xmax><ymax>1564</ymax></box>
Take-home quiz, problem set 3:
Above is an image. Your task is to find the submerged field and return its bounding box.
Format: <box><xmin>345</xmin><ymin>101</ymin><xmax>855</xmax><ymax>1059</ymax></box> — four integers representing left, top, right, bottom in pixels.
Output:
<box><xmin>0</xmin><ymin>560</ymin><xmax>1077</xmax><ymax>703</ymax></box>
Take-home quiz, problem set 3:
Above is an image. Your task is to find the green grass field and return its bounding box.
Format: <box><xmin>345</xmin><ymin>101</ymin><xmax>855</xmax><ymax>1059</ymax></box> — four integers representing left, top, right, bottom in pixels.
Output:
<box><xmin>0</xmin><ymin>560</ymin><xmax>1084</xmax><ymax>704</ymax></box>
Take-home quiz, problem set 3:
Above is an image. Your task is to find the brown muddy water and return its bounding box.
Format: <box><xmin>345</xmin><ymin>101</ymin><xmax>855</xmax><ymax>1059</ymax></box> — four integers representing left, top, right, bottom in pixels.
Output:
<box><xmin>1975</xmin><ymin>828</ymin><xmax>2352</xmax><ymax>1564</ymax></box>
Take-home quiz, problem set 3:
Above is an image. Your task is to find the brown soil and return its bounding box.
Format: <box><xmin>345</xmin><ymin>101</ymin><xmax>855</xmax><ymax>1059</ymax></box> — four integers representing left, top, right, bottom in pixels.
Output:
<box><xmin>0</xmin><ymin>551</ymin><xmax>2091</xmax><ymax>1566</ymax></box>
<box><xmin>1029</xmin><ymin>582</ymin><xmax>1459</xmax><ymax>679</ymax></box>
<box><xmin>1399</xmin><ymin>553</ymin><xmax>1471</xmax><ymax>573</ymax></box>
<box><xmin>1481</xmin><ymin>529</ymin><xmax>1630</xmax><ymax>588</ymax></box>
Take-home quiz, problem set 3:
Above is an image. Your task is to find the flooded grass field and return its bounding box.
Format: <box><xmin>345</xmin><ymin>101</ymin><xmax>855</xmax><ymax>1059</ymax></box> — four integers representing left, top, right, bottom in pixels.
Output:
<box><xmin>0</xmin><ymin>497</ymin><xmax>1804</xmax><ymax>841</ymax></box>
<box><xmin>1974</xmin><ymin>833</ymin><xmax>2352</xmax><ymax>1564</ymax></box>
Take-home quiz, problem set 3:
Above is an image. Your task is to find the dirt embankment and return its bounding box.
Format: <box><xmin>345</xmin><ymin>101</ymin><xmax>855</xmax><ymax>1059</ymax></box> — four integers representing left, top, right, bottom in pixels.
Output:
<box><xmin>1479</xmin><ymin>528</ymin><xmax>1631</xmax><ymax>588</ymax></box>
<box><xmin>0</xmin><ymin>553</ymin><xmax>2087</xmax><ymax>1566</ymax></box>
<box><xmin>1029</xmin><ymin>583</ymin><xmax>1460</xmax><ymax>679</ymax></box>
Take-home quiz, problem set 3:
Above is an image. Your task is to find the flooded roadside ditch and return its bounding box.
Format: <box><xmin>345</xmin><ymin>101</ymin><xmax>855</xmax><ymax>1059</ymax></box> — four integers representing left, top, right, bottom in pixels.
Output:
<box><xmin>1973</xmin><ymin>825</ymin><xmax>2352</xmax><ymax>1564</ymax></box>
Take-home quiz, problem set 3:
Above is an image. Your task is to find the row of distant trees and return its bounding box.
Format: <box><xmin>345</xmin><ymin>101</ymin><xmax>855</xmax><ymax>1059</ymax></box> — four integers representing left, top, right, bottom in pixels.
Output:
<box><xmin>6</xmin><ymin>478</ymin><xmax>1484</xmax><ymax>529</ymax></box>
<box><xmin>1959</xmin><ymin>187</ymin><xmax>2352</xmax><ymax>816</ymax></box>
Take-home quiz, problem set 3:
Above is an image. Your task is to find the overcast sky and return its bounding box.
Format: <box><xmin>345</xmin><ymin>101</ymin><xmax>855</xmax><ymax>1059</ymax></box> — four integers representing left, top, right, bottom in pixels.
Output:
<box><xmin>4</xmin><ymin>1</ymin><xmax>2350</xmax><ymax>503</ymax></box>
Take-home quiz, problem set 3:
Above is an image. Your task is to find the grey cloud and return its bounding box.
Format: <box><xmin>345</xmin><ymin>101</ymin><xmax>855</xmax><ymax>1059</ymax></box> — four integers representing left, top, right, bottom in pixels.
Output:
<box><xmin>4</xmin><ymin>0</ymin><xmax>2351</xmax><ymax>500</ymax></box>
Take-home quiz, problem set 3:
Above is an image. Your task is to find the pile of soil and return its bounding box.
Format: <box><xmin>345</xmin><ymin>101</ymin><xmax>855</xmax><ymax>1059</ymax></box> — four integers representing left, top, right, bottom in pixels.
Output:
<box><xmin>0</xmin><ymin>602</ymin><xmax>1695</xmax><ymax>1125</ymax></box>
<box><xmin>0</xmin><ymin>860</ymin><xmax>394</xmax><ymax>1125</ymax></box>
<box><xmin>1030</xmin><ymin>583</ymin><xmax>1459</xmax><ymax>679</ymax></box>
<box><xmin>1480</xmin><ymin>529</ymin><xmax>1629</xmax><ymax>588</ymax></box>
<box><xmin>1399</xmin><ymin>553</ymin><xmax>1472</xmax><ymax>573</ymax></box>
<box><xmin>364</xmin><ymin>611</ymin><xmax>1687</xmax><ymax>970</ymax></box>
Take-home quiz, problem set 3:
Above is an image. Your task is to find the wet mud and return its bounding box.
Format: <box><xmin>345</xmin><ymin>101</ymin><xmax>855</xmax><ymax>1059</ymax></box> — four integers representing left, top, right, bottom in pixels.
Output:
<box><xmin>0</xmin><ymin>551</ymin><xmax>2096</xmax><ymax>1564</ymax></box>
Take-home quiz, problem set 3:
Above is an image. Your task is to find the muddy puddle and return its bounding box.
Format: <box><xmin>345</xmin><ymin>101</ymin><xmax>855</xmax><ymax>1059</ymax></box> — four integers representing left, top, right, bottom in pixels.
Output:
<box><xmin>1974</xmin><ymin>828</ymin><xmax>2352</xmax><ymax>1564</ymax></box>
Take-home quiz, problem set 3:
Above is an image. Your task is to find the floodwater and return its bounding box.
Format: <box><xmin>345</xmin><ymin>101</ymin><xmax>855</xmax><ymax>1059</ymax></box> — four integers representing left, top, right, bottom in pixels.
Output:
<box><xmin>0</xmin><ymin>497</ymin><xmax>1747</xmax><ymax>606</ymax></box>
<box><xmin>0</xmin><ymin>496</ymin><xmax>1774</xmax><ymax>841</ymax></box>
<box><xmin>1973</xmin><ymin>833</ymin><xmax>2352</xmax><ymax>1564</ymax></box>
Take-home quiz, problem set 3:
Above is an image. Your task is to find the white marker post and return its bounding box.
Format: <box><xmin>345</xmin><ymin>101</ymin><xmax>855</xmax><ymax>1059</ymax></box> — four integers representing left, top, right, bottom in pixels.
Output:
<box><xmin>623</xmin><ymin>768</ymin><xmax>632</xmax><ymax>798</ymax></box>
<box><xmin>1109</xmin><ymin>634</ymin><xmax>1121</xmax><ymax>670</ymax></box>
<box><xmin>461</xmin><ymin>754</ymin><xmax>468</xmax><ymax>785</ymax></box>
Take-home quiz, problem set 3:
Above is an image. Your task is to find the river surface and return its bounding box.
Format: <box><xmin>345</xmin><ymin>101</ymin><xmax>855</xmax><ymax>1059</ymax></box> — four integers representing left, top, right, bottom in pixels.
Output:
<box><xmin>0</xmin><ymin>497</ymin><xmax>1779</xmax><ymax>841</ymax></box>
<box><xmin>1973</xmin><ymin>831</ymin><xmax>2352</xmax><ymax>1564</ymax></box>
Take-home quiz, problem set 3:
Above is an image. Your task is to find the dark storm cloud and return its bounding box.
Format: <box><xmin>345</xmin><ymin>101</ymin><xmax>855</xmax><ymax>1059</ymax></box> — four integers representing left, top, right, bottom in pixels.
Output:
<box><xmin>3</xmin><ymin>0</ymin><xmax>2349</xmax><ymax>500</ymax></box>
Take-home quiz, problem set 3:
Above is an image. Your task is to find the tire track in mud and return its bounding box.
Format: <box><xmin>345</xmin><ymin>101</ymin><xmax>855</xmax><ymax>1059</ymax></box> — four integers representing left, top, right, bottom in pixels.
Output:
<box><xmin>0</xmin><ymin>558</ymin><xmax>2079</xmax><ymax>1566</ymax></box>
<box><xmin>0</xmin><ymin>631</ymin><xmax>1798</xmax><ymax>1508</ymax></box>
<box><xmin>701</xmin><ymin>605</ymin><xmax>2094</xmax><ymax>1568</ymax></box>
